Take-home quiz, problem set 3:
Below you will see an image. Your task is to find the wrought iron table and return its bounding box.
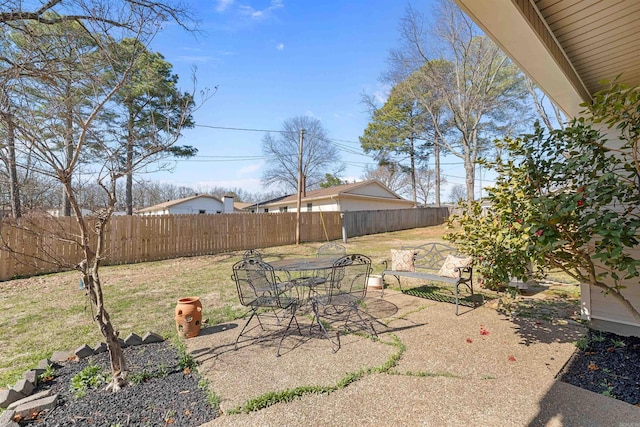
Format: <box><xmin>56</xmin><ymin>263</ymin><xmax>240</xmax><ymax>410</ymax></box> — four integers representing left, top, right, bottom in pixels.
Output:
<box><xmin>268</xmin><ymin>257</ymin><xmax>339</xmax><ymax>307</ymax></box>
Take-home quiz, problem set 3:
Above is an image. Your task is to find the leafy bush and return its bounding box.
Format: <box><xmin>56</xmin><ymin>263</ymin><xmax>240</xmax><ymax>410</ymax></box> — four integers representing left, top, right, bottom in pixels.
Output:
<box><xmin>447</xmin><ymin>80</ymin><xmax>640</xmax><ymax>322</ymax></box>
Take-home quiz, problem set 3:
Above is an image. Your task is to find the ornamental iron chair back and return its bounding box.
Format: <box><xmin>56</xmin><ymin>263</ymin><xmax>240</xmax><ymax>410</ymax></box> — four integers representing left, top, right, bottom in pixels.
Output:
<box><xmin>317</xmin><ymin>242</ymin><xmax>346</xmax><ymax>259</ymax></box>
<box><xmin>310</xmin><ymin>254</ymin><xmax>376</xmax><ymax>352</ymax></box>
<box><xmin>314</xmin><ymin>242</ymin><xmax>347</xmax><ymax>284</ymax></box>
<box><xmin>242</xmin><ymin>249</ymin><xmax>263</xmax><ymax>261</ymax></box>
<box><xmin>232</xmin><ymin>258</ymin><xmax>299</xmax><ymax>356</ymax></box>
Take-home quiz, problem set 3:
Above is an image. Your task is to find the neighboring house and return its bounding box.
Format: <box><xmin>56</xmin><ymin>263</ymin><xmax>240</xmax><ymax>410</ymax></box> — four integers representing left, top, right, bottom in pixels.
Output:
<box><xmin>454</xmin><ymin>0</ymin><xmax>640</xmax><ymax>336</ymax></box>
<box><xmin>136</xmin><ymin>194</ymin><xmax>237</xmax><ymax>216</ymax></box>
<box><xmin>234</xmin><ymin>202</ymin><xmax>253</xmax><ymax>211</ymax></box>
<box><xmin>246</xmin><ymin>180</ymin><xmax>415</xmax><ymax>213</ymax></box>
<box><xmin>47</xmin><ymin>208</ymin><xmax>128</xmax><ymax>217</ymax></box>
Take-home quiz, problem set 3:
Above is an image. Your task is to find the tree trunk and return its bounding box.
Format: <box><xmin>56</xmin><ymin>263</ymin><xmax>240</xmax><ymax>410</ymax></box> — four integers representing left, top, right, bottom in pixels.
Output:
<box><xmin>78</xmin><ymin>204</ymin><xmax>128</xmax><ymax>391</ymax></box>
<box><xmin>434</xmin><ymin>137</ymin><xmax>441</xmax><ymax>207</ymax></box>
<box><xmin>6</xmin><ymin>116</ymin><xmax>21</xmax><ymax>219</ymax></box>
<box><xmin>465</xmin><ymin>158</ymin><xmax>475</xmax><ymax>202</ymax></box>
<box><xmin>85</xmin><ymin>269</ymin><xmax>128</xmax><ymax>391</ymax></box>
<box><xmin>410</xmin><ymin>136</ymin><xmax>417</xmax><ymax>206</ymax></box>
<box><xmin>126</xmin><ymin>108</ymin><xmax>134</xmax><ymax>216</ymax></box>
<box><xmin>0</xmin><ymin>93</ymin><xmax>22</xmax><ymax>219</ymax></box>
<box><xmin>62</xmin><ymin>86</ymin><xmax>73</xmax><ymax>217</ymax></box>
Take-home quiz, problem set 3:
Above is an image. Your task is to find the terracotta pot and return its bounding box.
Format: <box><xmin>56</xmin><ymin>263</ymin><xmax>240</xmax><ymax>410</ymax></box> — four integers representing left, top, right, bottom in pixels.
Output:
<box><xmin>175</xmin><ymin>297</ymin><xmax>203</xmax><ymax>338</ymax></box>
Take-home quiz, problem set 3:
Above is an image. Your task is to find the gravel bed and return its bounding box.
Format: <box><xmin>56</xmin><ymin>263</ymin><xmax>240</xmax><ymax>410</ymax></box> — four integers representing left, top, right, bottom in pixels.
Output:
<box><xmin>559</xmin><ymin>330</ymin><xmax>640</xmax><ymax>406</ymax></box>
<box><xmin>20</xmin><ymin>341</ymin><xmax>218</xmax><ymax>426</ymax></box>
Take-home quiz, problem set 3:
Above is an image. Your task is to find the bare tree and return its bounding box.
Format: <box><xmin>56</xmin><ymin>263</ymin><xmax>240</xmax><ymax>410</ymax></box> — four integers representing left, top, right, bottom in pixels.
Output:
<box><xmin>0</xmin><ymin>0</ymin><xmax>202</xmax><ymax>393</ymax></box>
<box><xmin>386</xmin><ymin>0</ymin><xmax>530</xmax><ymax>201</ymax></box>
<box><xmin>261</xmin><ymin>116</ymin><xmax>344</xmax><ymax>193</ymax></box>
<box><xmin>414</xmin><ymin>167</ymin><xmax>444</xmax><ymax>205</ymax></box>
<box><xmin>448</xmin><ymin>184</ymin><xmax>466</xmax><ymax>203</ymax></box>
<box><xmin>362</xmin><ymin>164</ymin><xmax>407</xmax><ymax>195</ymax></box>
<box><xmin>524</xmin><ymin>77</ymin><xmax>566</xmax><ymax>131</ymax></box>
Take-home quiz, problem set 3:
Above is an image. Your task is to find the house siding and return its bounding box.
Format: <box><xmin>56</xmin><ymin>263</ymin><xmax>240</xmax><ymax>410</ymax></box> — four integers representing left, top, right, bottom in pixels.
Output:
<box><xmin>340</xmin><ymin>199</ymin><xmax>413</xmax><ymax>211</ymax></box>
<box><xmin>585</xmin><ymin>246</ymin><xmax>640</xmax><ymax>337</ymax></box>
<box><xmin>140</xmin><ymin>198</ymin><xmax>225</xmax><ymax>216</ymax></box>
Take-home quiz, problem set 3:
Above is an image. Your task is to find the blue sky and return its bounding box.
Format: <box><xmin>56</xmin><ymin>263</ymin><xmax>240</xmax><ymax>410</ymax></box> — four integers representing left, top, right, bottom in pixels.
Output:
<box><xmin>147</xmin><ymin>0</ymin><xmax>471</xmax><ymax>196</ymax></box>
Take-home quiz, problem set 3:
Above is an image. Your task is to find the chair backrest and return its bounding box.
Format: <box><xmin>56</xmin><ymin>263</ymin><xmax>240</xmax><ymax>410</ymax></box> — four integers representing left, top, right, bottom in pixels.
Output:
<box><xmin>232</xmin><ymin>258</ymin><xmax>280</xmax><ymax>308</ymax></box>
<box><xmin>242</xmin><ymin>249</ymin><xmax>263</xmax><ymax>260</ymax></box>
<box><xmin>328</xmin><ymin>254</ymin><xmax>371</xmax><ymax>301</ymax></box>
<box><xmin>317</xmin><ymin>242</ymin><xmax>346</xmax><ymax>258</ymax></box>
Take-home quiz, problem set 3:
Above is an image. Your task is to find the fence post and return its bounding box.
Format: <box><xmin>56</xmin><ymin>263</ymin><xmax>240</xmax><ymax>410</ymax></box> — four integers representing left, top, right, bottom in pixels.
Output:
<box><xmin>341</xmin><ymin>212</ymin><xmax>347</xmax><ymax>243</ymax></box>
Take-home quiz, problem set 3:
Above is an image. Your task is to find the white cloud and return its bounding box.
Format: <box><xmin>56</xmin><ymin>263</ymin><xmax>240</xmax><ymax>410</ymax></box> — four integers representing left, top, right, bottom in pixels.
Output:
<box><xmin>239</xmin><ymin>0</ymin><xmax>284</xmax><ymax>20</ymax></box>
<box><xmin>276</xmin><ymin>42</ymin><xmax>284</xmax><ymax>51</ymax></box>
<box><xmin>239</xmin><ymin>160</ymin><xmax>264</xmax><ymax>175</ymax></box>
<box><xmin>373</xmin><ymin>89</ymin><xmax>388</xmax><ymax>105</ymax></box>
<box><xmin>216</xmin><ymin>0</ymin><xmax>234</xmax><ymax>12</ymax></box>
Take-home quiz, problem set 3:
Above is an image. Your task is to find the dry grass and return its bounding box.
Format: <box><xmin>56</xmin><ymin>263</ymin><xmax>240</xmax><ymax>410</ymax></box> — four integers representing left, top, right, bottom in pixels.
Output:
<box><xmin>0</xmin><ymin>225</ymin><xmax>450</xmax><ymax>387</ymax></box>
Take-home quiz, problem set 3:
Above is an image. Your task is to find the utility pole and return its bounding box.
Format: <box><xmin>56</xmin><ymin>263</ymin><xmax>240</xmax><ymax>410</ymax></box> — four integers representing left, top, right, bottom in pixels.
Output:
<box><xmin>295</xmin><ymin>128</ymin><xmax>305</xmax><ymax>245</ymax></box>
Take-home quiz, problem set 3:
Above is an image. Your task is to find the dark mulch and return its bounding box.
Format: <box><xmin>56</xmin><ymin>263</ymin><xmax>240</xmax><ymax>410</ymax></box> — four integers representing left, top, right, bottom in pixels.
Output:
<box><xmin>559</xmin><ymin>329</ymin><xmax>640</xmax><ymax>406</ymax></box>
<box><xmin>18</xmin><ymin>341</ymin><xmax>218</xmax><ymax>426</ymax></box>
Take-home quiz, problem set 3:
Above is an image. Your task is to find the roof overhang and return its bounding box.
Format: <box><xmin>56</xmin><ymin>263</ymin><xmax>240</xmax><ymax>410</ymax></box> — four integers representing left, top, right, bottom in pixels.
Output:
<box><xmin>454</xmin><ymin>0</ymin><xmax>640</xmax><ymax>118</ymax></box>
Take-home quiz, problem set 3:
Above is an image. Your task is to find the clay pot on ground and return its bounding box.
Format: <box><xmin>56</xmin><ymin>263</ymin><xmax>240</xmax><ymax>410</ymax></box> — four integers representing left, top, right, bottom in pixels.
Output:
<box><xmin>175</xmin><ymin>297</ymin><xmax>203</xmax><ymax>338</ymax></box>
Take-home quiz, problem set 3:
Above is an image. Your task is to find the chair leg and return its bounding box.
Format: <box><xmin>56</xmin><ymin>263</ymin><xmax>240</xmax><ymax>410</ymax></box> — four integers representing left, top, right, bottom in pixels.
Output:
<box><xmin>347</xmin><ymin>305</ymin><xmax>378</xmax><ymax>339</ymax></box>
<box><xmin>310</xmin><ymin>302</ymin><xmax>340</xmax><ymax>353</ymax></box>
<box><xmin>276</xmin><ymin>306</ymin><xmax>300</xmax><ymax>357</ymax></box>
<box><xmin>235</xmin><ymin>309</ymin><xmax>258</xmax><ymax>349</ymax></box>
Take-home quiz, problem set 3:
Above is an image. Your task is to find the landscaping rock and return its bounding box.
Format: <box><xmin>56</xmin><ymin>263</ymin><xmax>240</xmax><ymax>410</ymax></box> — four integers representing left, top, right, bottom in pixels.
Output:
<box><xmin>0</xmin><ymin>389</ymin><xmax>23</xmax><ymax>409</ymax></box>
<box><xmin>0</xmin><ymin>409</ymin><xmax>18</xmax><ymax>427</ymax></box>
<box><xmin>124</xmin><ymin>332</ymin><xmax>143</xmax><ymax>346</ymax></box>
<box><xmin>50</xmin><ymin>351</ymin><xmax>73</xmax><ymax>363</ymax></box>
<box><xmin>23</xmin><ymin>369</ymin><xmax>44</xmax><ymax>386</ymax></box>
<box><xmin>93</xmin><ymin>342</ymin><xmax>107</xmax><ymax>354</ymax></box>
<box><xmin>142</xmin><ymin>331</ymin><xmax>164</xmax><ymax>344</ymax></box>
<box><xmin>12</xmin><ymin>394</ymin><xmax>58</xmax><ymax>421</ymax></box>
<box><xmin>7</xmin><ymin>390</ymin><xmax>52</xmax><ymax>411</ymax></box>
<box><xmin>12</xmin><ymin>379</ymin><xmax>33</xmax><ymax>397</ymax></box>
<box><xmin>36</xmin><ymin>359</ymin><xmax>52</xmax><ymax>370</ymax></box>
<box><xmin>74</xmin><ymin>344</ymin><xmax>94</xmax><ymax>359</ymax></box>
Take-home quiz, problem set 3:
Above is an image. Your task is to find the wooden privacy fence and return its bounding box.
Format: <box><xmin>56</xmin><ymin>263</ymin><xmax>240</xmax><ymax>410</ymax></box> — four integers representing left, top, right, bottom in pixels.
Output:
<box><xmin>342</xmin><ymin>207</ymin><xmax>450</xmax><ymax>238</ymax></box>
<box><xmin>0</xmin><ymin>207</ymin><xmax>448</xmax><ymax>281</ymax></box>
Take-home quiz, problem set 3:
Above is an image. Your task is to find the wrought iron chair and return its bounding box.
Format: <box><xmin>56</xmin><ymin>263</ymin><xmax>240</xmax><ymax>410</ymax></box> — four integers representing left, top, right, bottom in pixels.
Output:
<box><xmin>310</xmin><ymin>254</ymin><xmax>377</xmax><ymax>352</ymax></box>
<box><xmin>316</xmin><ymin>242</ymin><xmax>346</xmax><ymax>258</ymax></box>
<box><xmin>232</xmin><ymin>258</ymin><xmax>300</xmax><ymax>357</ymax></box>
<box><xmin>313</xmin><ymin>242</ymin><xmax>347</xmax><ymax>285</ymax></box>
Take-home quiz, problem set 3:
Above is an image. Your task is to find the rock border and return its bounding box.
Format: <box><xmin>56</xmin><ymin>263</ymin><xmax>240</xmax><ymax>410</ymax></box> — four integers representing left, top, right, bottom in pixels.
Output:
<box><xmin>0</xmin><ymin>331</ymin><xmax>164</xmax><ymax>426</ymax></box>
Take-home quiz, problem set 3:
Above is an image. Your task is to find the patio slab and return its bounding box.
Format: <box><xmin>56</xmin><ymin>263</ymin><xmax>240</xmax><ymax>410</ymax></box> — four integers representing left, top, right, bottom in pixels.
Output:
<box><xmin>187</xmin><ymin>290</ymin><xmax>640</xmax><ymax>426</ymax></box>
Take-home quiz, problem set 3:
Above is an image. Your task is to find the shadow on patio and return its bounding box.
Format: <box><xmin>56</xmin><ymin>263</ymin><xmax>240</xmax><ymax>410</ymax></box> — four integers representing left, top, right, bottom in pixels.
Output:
<box><xmin>186</xmin><ymin>289</ymin><xmax>640</xmax><ymax>427</ymax></box>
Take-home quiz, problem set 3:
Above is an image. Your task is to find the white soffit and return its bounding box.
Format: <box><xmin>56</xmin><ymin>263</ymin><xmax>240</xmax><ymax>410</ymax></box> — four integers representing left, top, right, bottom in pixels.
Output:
<box><xmin>455</xmin><ymin>0</ymin><xmax>640</xmax><ymax>118</ymax></box>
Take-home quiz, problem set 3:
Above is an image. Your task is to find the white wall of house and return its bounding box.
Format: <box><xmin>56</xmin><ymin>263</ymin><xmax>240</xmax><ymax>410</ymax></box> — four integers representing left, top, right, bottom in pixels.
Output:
<box><xmin>141</xmin><ymin>198</ymin><xmax>225</xmax><ymax>216</ymax></box>
<box><xmin>168</xmin><ymin>198</ymin><xmax>224</xmax><ymax>215</ymax></box>
<box><xmin>277</xmin><ymin>197</ymin><xmax>413</xmax><ymax>213</ymax></box>
<box><xmin>339</xmin><ymin>198</ymin><xmax>413</xmax><ymax>211</ymax></box>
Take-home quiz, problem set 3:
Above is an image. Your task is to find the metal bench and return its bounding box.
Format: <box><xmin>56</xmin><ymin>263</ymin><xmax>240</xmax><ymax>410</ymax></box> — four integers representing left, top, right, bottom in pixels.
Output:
<box><xmin>381</xmin><ymin>242</ymin><xmax>475</xmax><ymax>315</ymax></box>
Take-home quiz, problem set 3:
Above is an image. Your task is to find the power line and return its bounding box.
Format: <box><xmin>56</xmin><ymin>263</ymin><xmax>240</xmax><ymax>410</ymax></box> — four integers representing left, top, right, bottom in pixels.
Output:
<box><xmin>195</xmin><ymin>124</ymin><xmax>284</xmax><ymax>133</ymax></box>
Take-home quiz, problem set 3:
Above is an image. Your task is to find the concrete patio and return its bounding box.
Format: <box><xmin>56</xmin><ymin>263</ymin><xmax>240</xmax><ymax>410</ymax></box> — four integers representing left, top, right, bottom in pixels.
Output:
<box><xmin>186</xmin><ymin>289</ymin><xmax>640</xmax><ymax>426</ymax></box>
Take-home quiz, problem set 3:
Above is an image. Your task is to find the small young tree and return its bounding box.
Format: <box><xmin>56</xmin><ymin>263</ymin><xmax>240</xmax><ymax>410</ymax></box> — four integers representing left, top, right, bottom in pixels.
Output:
<box><xmin>0</xmin><ymin>0</ymin><xmax>202</xmax><ymax>393</ymax></box>
<box><xmin>447</xmin><ymin>82</ymin><xmax>640</xmax><ymax>322</ymax></box>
